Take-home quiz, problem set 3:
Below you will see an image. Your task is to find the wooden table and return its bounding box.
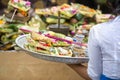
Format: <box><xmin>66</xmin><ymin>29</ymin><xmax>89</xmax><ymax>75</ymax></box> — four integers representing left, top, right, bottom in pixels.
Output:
<box><xmin>0</xmin><ymin>50</ymin><xmax>85</xmax><ymax>80</ymax></box>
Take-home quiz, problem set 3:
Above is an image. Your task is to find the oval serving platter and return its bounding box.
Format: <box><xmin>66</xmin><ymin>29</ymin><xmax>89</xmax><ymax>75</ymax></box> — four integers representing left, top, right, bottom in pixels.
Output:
<box><xmin>15</xmin><ymin>34</ymin><xmax>89</xmax><ymax>64</ymax></box>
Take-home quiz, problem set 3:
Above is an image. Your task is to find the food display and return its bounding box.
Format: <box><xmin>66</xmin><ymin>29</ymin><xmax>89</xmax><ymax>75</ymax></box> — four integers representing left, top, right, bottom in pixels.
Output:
<box><xmin>0</xmin><ymin>23</ymin><xmax>22</xmax><ymax>50</ymax></box>
<box><xmin>35</xmin><ymin>3</ymin><xmax>77</xmax><ymax>19</ymax></box>
<box><xmin>24</xmin><ymin>32</ymin><xmax>73</xmax><ymax>57</ymax></box>
<box><xmin>0</xmin><ymin>0</ymin><xmax>114</xmax><ymax>64</ymax></box>
<box><xmin>0</xmin><ymin>0</ymin><xmax>115</xmax><ymax>64</ymax></box>
<box><xmin>15</xmin><ymin>32</ymin><xmax>89</xmax><ymax>64</ymax></box>
<box><xmin>0</xmin><ymin>0</ymin><xmax>32</xmax><ymax>50</ymax></box>
<box><xmin>77</xmin><ymin>5</ymin><xmax>97</xmax><ymax>18</ymax></box>
<box><xmin>95</xmin><ymin>14</ymin><xmax>115</xmax><ymax>23</ymax></box>
<box><xmin>17</xmin><ymin>28</ymin><xmax>87</xmax><ymax>57</ymax></box>
<box><xmin>5</xmin><ymin>0</ymin><xmax>31</xmax><ymax>23</ymax></box>
<box><xmin>8</xmin><ymin>0</ymin><xmax>31</xmax><ymax>12</ymax></box>
<box><xmin>0</xmin><ymin>15</ymin><xmax>6</xmax><ymax>27</ymax></box>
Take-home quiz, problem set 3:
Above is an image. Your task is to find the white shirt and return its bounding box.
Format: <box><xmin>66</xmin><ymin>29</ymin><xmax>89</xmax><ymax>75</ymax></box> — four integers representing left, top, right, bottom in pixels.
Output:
<box><xmin>87</xmin><ymin>16</ymin><xmax>120</xmax><ymax>80</ymax></box>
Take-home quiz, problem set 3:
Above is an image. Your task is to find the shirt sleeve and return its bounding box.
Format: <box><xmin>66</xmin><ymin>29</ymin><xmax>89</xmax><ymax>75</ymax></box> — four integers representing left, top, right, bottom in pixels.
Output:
<box><xmin>87</xmin><ymin>27</ymin><xmax>103</xmax><ymax>80</ymax></box>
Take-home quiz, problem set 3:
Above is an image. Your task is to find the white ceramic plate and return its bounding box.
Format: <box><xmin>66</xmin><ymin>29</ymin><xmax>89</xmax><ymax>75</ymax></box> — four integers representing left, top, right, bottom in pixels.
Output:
<box><xmin>15</xmin><ymin>35</ymin><xmax>89</xmax><ymax>64</ymax></box>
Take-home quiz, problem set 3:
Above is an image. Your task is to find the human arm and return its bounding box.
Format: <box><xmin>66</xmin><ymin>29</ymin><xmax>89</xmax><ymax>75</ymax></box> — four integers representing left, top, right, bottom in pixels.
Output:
<box><xmin>87</xmin><ymin>27</ymin><xmax>102</xmax><ymax>80</ymax></box>
<box><xmin>67</xmin><ymin>63</ymin><xmax>91</xmax><ymax>80</ymax></box>
<box><xmin>67</xmin><ymin>27</ymin><xmax>103</xmax><ymax>80</ymax></box>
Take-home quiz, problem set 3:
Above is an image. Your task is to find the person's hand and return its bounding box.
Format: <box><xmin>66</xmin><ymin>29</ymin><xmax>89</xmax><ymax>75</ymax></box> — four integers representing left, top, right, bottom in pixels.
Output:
<box><xmin>66</xmin><ymin>63</ymin><xmax>91</xmax><ymax>80</ymax></box>
<box><xmin>67</xmin><ymin>63</ymin><xmax>84</xmax><ymax>68</ymax></box>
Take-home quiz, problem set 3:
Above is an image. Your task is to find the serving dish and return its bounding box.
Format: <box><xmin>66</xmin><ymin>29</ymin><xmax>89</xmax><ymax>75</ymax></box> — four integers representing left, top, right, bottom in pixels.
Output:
<box><xmin>16</xmin><ymin>34</ymin><xmax>89</xmax><ymax>64</ymax></box>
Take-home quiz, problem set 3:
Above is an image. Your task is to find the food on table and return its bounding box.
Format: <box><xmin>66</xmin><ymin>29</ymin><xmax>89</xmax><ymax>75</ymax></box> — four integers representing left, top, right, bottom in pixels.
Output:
<box><xmin>24</xmin><ymin>32</ymin><xmax>73</xmax><ymax>57</ymax></box>
<box><xmin>20</xmin><ymin>15</ymin><xmax>47</xmax><ymax>33</ymax></box>
<box><xmin>8</xmin><ymin>0</ymin><xmax>31</xmax><ymax>12</ymax></box>
<box><xmin>95</xmin><ymin>14</ymin><xmax>115</xmax><ymax>23</ymax></box>
<box><xmin>59</xmin><ymin>4</ymin><xmax>78</xmax><ymax>18</ymax></box>
<box><xmin>46</xmin><ymin>17</ymin><xmax>66</xmax><ymax>24</ymax></box>
<box><xmin>0</xmin><ymin>24</ymin><xmax>22</xmax><ymax>50</ymax></box>
<box><xmin>35</xmin><ymin>8</ymin><xmax>52</xmax><ymax>15</ymax></box>
<box><xmin>4</xmin><ymin>0</ymin><xmax>31</xmax><ymax>23</ymax></box>
<box><xmin>1</xmin><ymin>1</ymin><xmax>113</xmax><ymax>52</ymax></box>
<box><xmin>0</xmin><ymin>20</ymin><xmax>5</xmax><ymax>25</ymax></box>
<box><xmin>78</xmin><ymin>4</ymin><xmax>97</xmax><ymax>18</ymax></box>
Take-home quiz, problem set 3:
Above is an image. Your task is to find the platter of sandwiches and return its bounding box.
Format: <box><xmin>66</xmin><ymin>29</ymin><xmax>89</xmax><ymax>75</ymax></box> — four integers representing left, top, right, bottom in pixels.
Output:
<box><xmin>15</xmin><ymin>31</ymin><xmax>89</xmax><ymax>64</ymax></box>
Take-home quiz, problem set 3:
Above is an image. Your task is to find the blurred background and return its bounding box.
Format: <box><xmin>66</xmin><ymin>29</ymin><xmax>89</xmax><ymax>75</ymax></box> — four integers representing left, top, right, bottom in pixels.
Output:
<box><xmin>0</xmin><ymin>0</ymin><xmax>111</xmax><ymax>15</ymax></box>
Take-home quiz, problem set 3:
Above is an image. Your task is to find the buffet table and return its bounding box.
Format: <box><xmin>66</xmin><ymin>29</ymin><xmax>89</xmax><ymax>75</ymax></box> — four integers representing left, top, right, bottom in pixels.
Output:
<box><xmin>0</xmin><ymin>51</ymin><xmax>85</xmax><ymax>80</ymax></box>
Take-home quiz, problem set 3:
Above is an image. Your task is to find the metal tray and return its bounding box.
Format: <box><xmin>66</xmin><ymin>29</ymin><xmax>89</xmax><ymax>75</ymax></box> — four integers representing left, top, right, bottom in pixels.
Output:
<box><xmin>15</xmin><ymin>35</ymin><xmax>89</xmax><ymax>64</ymax></box>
